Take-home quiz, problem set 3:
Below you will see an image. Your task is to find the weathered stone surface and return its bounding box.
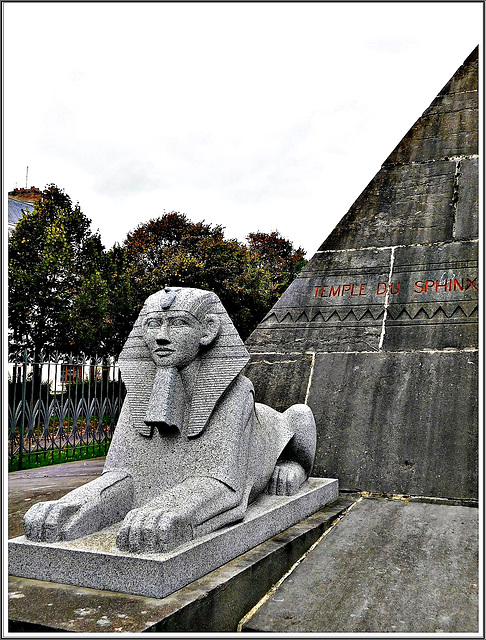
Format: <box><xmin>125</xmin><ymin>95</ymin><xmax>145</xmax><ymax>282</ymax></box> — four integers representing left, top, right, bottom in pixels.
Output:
<box><xmin>246</xmin><ymin>248</ymin><xmax>391</xmax><ymax>353</ymax></box>
<box><xmin>436</xmin><ymin>47</ymin><xmax>479</xmax><ymax>95</ymax></box>
<box><xmin>9</xmin><ymin>478</ymin><xmax>338</xmax><ymax>600</ymax></box>
<box><xmin>245</xmin><ymin>354</ymin><xmax>312</xmax><ymax>413</ymax></box>
<box><xmin>318</xmin><ymin>48</ymin><xmax>477</xmax><ymax>252</ymax></box>
<box><xmin>242</xmin><ymin>498</ymin><xmax>479</xmax><ymax>633</ymax></box>
<box><xmin>322</xmin><ymin>161</ymin><xmax>458</xmax><ymax>249</ymax></box>
<box><xmin>247</xmin><ymin>323</ymin><xmax>383</xmax><ymax>355</ymax></box>
<box><xmin>246</xmin><ymin>240</ymin><xmax>478</xmax><ymax>356</ymax></box>
<box><xmin>455</xmin><ymin>157</ymin><xmax>479</xmax><ymax>240</ymax></box>
<box><xmin>245</xmin><ymin>48</ymin><xmax>478</xmax><ymax>498</ymax></box>
<box><xmin>385</xmin><ymin>108</ymin><xmax>478</xmax><ymax>164</ymax></box>
<box><xmin>308</xmin><ymin>351</ymin><xmax>478</xmax><ymax>497</ymax></box>
<box><xmin>246</xmin><ymin>350</ymin><xmax>478</xmax><ymax>498</ymax></box>
<box><xmin>385</xmin><ymin>47</ymin><xmax>478</xmax><ymax>164</ymax></box>
<box><xmin>23</xmin><ymin>288</ymin><xmax>319</xmax><ymax>560</ymax></box>
<box><xmin>426</xmin><ymin>86</ymin><xmax>478</xmax><ymax>116</ymax></box>
<box><xmin>383</xmin><ymin>241</ymin><xmax>478</xmax><ymax>350</ymax></box>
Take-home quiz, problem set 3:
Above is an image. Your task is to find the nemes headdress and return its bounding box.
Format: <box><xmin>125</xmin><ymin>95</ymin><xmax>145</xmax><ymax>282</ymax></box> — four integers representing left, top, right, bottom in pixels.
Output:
<box><xmin>118</xmin><ymin>287</ymin><xmax>250</xmax><ymax>438</ymax></box>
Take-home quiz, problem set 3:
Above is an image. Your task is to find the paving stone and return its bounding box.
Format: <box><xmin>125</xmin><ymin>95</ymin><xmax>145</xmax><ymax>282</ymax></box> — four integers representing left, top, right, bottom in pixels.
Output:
<box><xmin>242</xmin><ymin>498</ymin><xmax>479</xmax><ymax>633</ymax></box>
<box><xmin>8</xmin><ymin>459</ymin><xmax>105</xmax><ymax>539</ymax></box>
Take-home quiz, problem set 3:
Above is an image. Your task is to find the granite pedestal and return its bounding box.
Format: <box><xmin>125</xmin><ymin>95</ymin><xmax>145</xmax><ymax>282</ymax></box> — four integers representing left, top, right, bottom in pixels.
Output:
<box><xmin>9</xmin><ymin>477</ymin><xmax>337</xmax><ymax>600</ymax></box>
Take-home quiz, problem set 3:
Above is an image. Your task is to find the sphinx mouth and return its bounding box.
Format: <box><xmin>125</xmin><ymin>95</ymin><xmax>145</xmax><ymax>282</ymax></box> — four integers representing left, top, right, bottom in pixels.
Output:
<box><xmin>153</xmin><ymin>347</ymin><xmax>175</xmax><ymax>356</ymax></box>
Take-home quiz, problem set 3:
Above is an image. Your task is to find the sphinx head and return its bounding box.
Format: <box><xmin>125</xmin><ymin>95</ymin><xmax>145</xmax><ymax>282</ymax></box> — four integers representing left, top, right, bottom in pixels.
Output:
<box><xmin>119</xmin><ymin>287</ymin><xmax>250</xmax><ymax>437</ymax></box>
<box><xmin>141</xmin><ymin>289</ymin><xmax>221</xmax><ymax>369</ymax></box>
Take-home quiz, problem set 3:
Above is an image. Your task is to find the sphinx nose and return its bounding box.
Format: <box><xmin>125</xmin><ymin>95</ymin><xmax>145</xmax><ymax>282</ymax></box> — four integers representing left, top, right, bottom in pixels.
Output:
<box><xmin>155</xmin><ymin>326</ymin><xmax>170</xmax><ymax>344</ymax></box>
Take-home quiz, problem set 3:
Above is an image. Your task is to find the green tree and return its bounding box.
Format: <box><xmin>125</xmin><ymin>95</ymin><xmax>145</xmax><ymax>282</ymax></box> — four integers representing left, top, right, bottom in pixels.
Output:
<box><xmin>123</xmin><ymin>212</ymin><xmax>224</xmax><ymax>307</ymax></box>
<box><xmin>8</xmin><ymin>184</ymin><xmax>109</xmax><ymax>357</ymax></box>
<box><xmin>247</xmin><ymin>230</ymin><xmax>307</xmax><ymax>298</ymax></box>
<box><xmin>101</xmin><ymin>243</ymin><xmax>135</xmax><ymax>356</ymax></box>
<box><xmin>9</xmin><ymin>195</ymin><xmax>308</xmax><ymax>358</ymax></box>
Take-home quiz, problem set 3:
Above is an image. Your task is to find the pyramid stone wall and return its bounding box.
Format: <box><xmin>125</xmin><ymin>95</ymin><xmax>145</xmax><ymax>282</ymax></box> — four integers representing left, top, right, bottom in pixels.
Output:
<box><xmin>245</xmin><ymin>48</ymin><xmax>478</xmax><ymax>499</ymax></box>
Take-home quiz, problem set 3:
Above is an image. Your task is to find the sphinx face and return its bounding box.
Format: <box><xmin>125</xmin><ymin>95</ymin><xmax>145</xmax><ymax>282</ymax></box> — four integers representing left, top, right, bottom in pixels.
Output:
<box><xmin>143</xmin><ymin>310</ymin><xmax>204</xmax><ymax>369</ymax></box>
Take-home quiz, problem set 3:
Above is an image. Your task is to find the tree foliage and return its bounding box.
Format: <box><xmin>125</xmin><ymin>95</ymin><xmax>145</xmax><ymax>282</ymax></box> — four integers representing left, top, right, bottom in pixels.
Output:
<box><xmin>247</xmin><ymin>230</ymin><xmax>307</xmax><ymax>297</ymax></box>
<box><xmin>8</xmin><ymin>185</ymin><xmax>111</xmax><ymax>357</ymax></box>
<box><xmin>9</xmin><ymin>193</ymin><xmax>307</xmax><ymax>356</ymax></box>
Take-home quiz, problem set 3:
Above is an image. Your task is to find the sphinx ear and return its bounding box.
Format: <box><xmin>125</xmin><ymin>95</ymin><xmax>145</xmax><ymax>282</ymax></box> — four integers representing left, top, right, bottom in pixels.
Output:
<box><xmin>200</xmin><ymin>314</ymin><xmax>221</xmax><ymax>346</ymax></box>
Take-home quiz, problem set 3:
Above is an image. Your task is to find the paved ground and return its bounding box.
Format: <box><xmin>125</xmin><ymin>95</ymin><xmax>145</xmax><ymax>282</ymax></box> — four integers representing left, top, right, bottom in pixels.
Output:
<box><xmin>242</xmin><ymin>496</ymin><xmax>479</xmax><ymax>634</ymax></box>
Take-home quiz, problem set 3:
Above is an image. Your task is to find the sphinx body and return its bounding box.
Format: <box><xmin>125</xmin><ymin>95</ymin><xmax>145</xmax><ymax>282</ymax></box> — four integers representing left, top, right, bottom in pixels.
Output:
<box><xmin>23</xmin><ymin>288</ymin><xmax>316</xmax><ymax>553</ymax></box>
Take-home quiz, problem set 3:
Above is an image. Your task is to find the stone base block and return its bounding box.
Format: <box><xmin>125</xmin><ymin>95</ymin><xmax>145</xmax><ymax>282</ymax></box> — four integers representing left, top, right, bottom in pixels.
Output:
<box><xmin>9</xmin><ymin>477</ymin><xmax>337</xmax><ymax>600</ymax></box>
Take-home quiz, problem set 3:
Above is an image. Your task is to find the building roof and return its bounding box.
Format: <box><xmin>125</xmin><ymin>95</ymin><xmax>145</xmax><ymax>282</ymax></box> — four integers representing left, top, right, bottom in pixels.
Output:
<box><xmin>8</xmin><ymin>197</ymin><xmax>34</xmax><ymax>226</ymax></box>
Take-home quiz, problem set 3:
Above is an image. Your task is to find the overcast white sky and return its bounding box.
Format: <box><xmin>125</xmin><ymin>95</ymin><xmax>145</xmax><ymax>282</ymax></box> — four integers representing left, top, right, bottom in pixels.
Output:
<box><xmin>3</xmin><ymin>2</ymin><xmax>483</xmax><ymax>257</ymax></box>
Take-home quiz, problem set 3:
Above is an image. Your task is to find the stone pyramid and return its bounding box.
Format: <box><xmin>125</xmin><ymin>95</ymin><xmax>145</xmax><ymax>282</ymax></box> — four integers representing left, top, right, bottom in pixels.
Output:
<box><xmin>245</xmin><ymin>48</ymin><xmax>478</xmax><ymax>499</ymax></box>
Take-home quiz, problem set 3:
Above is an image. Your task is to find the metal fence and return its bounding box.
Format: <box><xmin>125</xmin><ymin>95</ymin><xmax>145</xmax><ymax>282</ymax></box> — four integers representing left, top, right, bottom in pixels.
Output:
<box><xmin>8</xmin><ymin>352</ymin><xmax>125</xmax><ymax>471</ymax></box>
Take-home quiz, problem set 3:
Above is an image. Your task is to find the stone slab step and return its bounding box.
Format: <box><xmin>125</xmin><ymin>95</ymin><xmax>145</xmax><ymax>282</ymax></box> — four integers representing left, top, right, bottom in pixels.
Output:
<box><xmin>242</xmin><ymin>497</ymin><xmax>479</xmax><ymax>634</ymax></box>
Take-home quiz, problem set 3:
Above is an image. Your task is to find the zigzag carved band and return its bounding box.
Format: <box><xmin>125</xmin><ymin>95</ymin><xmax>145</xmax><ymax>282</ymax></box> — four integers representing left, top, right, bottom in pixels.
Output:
<box><xmin>263</xmin><ymin>302</ymin><xmax>478</xmax><ymax>324</ymax></box>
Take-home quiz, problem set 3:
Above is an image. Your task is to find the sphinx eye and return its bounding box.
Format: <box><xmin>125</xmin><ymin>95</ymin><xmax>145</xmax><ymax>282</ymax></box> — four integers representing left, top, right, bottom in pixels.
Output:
<box><xmin>145</xmin><ymin>319</ymin><xmax>160</xmax><ymax>328</ymax></box>
<box><xmin>170</xmin><ymin>318</ymin><xmax>189</xmax><ymax>327</ymax></box>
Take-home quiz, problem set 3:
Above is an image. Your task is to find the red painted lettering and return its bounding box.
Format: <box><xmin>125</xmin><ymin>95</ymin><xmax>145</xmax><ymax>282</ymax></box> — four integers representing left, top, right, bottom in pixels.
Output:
<box><xmin>320</xmin><ymin>286</ymin><xmax>328</xmax><ymax>297</ymax></box>
<box><xmin>389</xmin><ymin>283</ymin><xmax>400</xmax><ymax>295</ymax></box>
<box><xmin>453</xmin><ymin>278</ymin><xmax>464</xmax><ymax>291</ymax></box>
<box><xmin>414</xmin><ymin>281</ymin><xmax>425</xmax><ymax>293</ymax></box>
<box><xmin>376</xmin><ymin>282</ymin><xmax>387</xmax><ymax>295</ymax></box>
<box><xmin>465</xmin><ymin>277</ymin><xmax>478</xmax><ymax>291</ymax></box>
<box><xmin>424</xmin><ymin>280</ymin><xmax>435</xmax><ymax>293</ymax></box>
<box><xmin>359</xmin><ymin>284</ymin><xmax>367</xmax><ymax>296</ymax></box>
<box><xmin>435</xmin><ymin>280</ymin><xmax>448</xmax><ymax>292</ymax></box>
<box><xmin>314</xmin><ymin>286</ymin><xmax>319</xmax><ymax>297</ymax></box>
<box><xmin>329</xmin><ymin>285</ymin><xmax>341</xmax><ymax>297</ymax></box>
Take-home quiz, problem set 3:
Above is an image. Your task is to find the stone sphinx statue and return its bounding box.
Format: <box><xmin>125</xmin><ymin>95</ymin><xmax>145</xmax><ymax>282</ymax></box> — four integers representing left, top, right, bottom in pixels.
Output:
<box><xmin>24</xmin><ymin>287</ymin><xmax>317</xmax><ymax>554</ymax></box>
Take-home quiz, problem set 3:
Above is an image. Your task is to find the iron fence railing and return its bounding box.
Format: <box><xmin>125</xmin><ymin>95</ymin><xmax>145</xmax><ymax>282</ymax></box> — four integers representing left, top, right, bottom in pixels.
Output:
<box><xmin>8</xmin><ymin>352</ymin><xmax>125</xmax><ymax>471</ymax></box>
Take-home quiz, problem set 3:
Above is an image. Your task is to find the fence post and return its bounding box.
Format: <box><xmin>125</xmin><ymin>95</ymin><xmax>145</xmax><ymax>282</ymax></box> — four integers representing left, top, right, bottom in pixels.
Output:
<box><xmin>19</xmin><ymin>350</ymin><xmax>28</xmax><ymax>471</ymax></box>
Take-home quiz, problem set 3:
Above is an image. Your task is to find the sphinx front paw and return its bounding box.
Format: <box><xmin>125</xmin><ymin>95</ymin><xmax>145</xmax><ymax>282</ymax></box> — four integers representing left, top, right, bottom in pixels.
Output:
<box><xmin>116</xmin><ymin>507</ymin><xmax>193</xmax><ymax>553</ymax></box>
<box><xmin>24</xmin><ymin>500</ymin><xmax>83</xmax><ymax>542</ymax></box>
<box><xmin>266</xmin><ymin>461</ymin><xmax>307</xmax><ymax>496</ymax></box>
